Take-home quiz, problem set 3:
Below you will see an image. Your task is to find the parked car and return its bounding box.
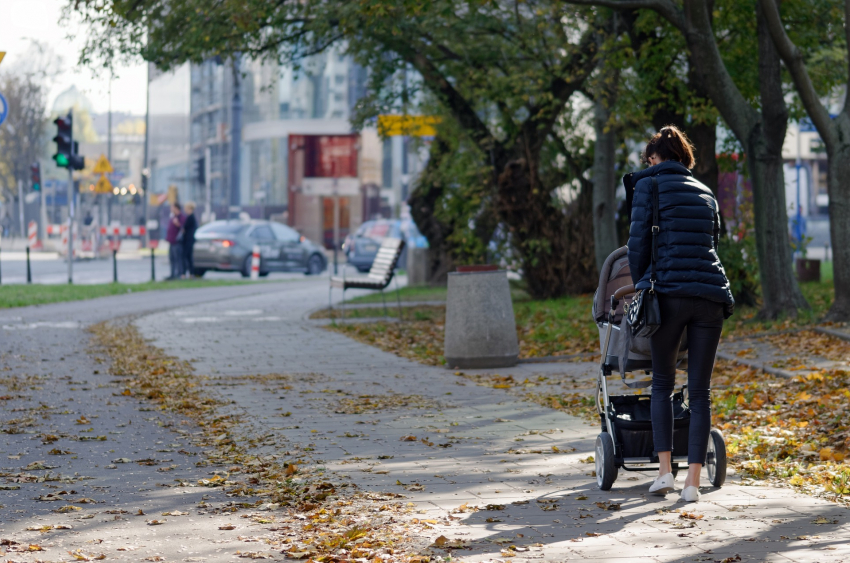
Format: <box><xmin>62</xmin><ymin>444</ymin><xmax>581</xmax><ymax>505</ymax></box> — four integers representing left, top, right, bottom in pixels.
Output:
<box><xmin>343</xmin><ymin>219</ymin><xmax>427</xmax><ymax>272</ymax></box>
<box><xmin>192</xmin><ymin>220</ymin><xmax>327</xmax><ymax>277</ymax></box>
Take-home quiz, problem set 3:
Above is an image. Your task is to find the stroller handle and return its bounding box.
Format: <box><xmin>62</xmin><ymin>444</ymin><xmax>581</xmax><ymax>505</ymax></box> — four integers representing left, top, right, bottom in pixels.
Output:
<box><xmin>613</xmin><ymin>284</ymin><xmax>635</xmax><ymax>300</ymax></box>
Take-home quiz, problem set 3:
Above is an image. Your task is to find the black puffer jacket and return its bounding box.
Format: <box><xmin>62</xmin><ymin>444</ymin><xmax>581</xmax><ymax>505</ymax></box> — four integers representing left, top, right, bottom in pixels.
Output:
<box><xmin>627</xmin><ymin>160</ymin><xmax>734</xmax><ymax>306</ymax></box>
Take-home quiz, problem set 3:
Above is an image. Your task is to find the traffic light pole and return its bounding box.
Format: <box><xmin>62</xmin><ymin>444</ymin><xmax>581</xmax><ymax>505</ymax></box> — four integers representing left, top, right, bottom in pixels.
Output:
<box><xmin>18</xmin><ymin>180</ymin><xmax>24</xmax><ymax>239</ymax></box>
<box><xmin>39</xmin><ymin>176</ymin><xmax>47</xmax><ymax>245</ymax></box>
<box><xmin>67</xmin><ymin>169</ymin><xmax>74</xmax><ymax>284</ymax></box>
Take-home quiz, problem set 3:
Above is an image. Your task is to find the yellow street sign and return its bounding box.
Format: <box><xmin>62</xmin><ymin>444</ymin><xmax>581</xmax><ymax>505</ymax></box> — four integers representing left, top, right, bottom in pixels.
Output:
<box><xmin>0</xmin><ymin>52</ymin><xmax>5</xmax><ymax>66</ymax></box>
<box><xmin>167</xmin><ymin>185</ymin><xmax>178</xmax><ymax>205</ymax></box>
<box><xmin>92</xmin><ymin>154</ymin><xmax>114</xmax><ymax>174</ymax></box>
<box><xmin>95</xmin><ymin>174</ymin><xmax>113</xmax><ymax>194</ymax></box>
<box><xmin>378</xmin><ymin>115</ymin><xmax>441</xmax><ymax>137</ymax></box>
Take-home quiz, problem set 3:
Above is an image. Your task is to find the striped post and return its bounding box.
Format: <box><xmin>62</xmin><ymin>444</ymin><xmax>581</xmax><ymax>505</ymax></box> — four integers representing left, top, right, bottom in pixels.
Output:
<box><xmin>27</xmin><ymin>221</ymin><xmax>37</xmax><ymax>249</ymax></box>
<box><xmin>250</xmin><ymin>245</ymin><xmax>260</xmax><ymax>280</ymax></box>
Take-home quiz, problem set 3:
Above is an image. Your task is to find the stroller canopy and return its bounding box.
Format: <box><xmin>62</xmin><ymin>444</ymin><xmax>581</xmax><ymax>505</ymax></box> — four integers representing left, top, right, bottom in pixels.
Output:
<box><xmin>592</xmin><ymin>246</ymin><xmax>633</xmax><ymax>325</ymax></box>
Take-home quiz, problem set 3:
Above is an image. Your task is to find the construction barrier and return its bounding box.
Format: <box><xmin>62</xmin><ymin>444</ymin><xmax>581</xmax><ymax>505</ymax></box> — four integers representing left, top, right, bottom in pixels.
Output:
<box><xmin>100</xmin><ymin>226</ymin><xmax>146</xmax><ymax>236</ymax></box>
<box><xmin>27</xmin><ymin>221</ymin><xmax>42</xmax><ymax>250</ymax></box>
<box><xmin>251</xmin><ymin>245</ymin><xmax>260</xmax><ymax>280</ymax></box>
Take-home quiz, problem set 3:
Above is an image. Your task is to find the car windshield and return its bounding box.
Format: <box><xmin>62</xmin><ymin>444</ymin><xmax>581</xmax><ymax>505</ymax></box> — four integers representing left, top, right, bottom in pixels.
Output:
<box><xmin>358</xmin><ymin>221</ymin><xmax>397</xmax><ymax>241</ymax></box>
<box><xmin>196</xmin><ymin>222</ymin><xmax>248</xmax><ymax>238</ymax></box>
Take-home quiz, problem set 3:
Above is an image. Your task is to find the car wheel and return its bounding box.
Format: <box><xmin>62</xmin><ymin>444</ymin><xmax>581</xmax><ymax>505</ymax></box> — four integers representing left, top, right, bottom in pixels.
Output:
<box><xmin>305</xmin><ymin>254</ymin><xmax>324</xmax><ymax>276</ymax></box>
<box><xmin>241</xmin><ymin>255</ymin><xmax>252</xmax><ymax>278</ymax></box>
<box><xmin>259</xmin><ymin>271</ymin><xmax>270</xmax><ymax>277</ymax></box>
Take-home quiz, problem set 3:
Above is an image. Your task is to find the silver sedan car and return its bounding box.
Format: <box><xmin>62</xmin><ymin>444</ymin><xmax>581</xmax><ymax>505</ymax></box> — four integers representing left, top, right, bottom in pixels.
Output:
<box><xmin>192</xmin><ymin>220</ymin><xmax>327</xmax><ymax>277</ymax></box>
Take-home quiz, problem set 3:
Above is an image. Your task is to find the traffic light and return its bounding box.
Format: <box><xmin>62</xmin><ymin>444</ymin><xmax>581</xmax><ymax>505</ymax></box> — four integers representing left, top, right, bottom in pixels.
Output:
<box><xmin>30</xmin><ymin>162</ymin><xmax>41</xmax><ymax>191</ymax></box>
<box><xmin>194</xmin><ymin>156</ymin><xmax>205</xmax><ymax>185</ymax></box>
<box><xmin>71</xmin><ymin>141</ymin><xmax>84</xmax><ymax>170</ymax></box>
<box><xmin>52</xmin><ymin>113</ymin><xmax>85</xmax><ymax>170</ymax></box>
<box><xmin>53</xmin><ymin>114</ymin><xmax>73</xmax><ymax>168</ymax></box>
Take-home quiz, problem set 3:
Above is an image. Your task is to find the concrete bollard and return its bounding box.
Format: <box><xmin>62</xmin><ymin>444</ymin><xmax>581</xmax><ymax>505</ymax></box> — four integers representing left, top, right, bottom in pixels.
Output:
<box><xmin>251</xmin><ymin>245</ymin><xmax>260</xmax><ymax>280</ymax></box>
<box><xmin>444</xmin><ymin>269</ymin><xmax>519</xmax><ymax>369</ymax></box>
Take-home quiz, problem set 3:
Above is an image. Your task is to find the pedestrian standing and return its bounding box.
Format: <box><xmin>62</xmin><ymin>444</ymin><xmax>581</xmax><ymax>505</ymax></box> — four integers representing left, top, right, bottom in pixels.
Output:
<box><xmin>627</xmin><ymin>126</ymin><xmax>734</xmax><ymax>503</ymax></box>
<box><xmin>165</xmin><ymin>202</ymin><xmax>186</xmax><ymax>280</ymax></box>
<box><xmin>182</xmin><ymin>202</ymin><xmax>198</xmax><ymax>278</ymax></box>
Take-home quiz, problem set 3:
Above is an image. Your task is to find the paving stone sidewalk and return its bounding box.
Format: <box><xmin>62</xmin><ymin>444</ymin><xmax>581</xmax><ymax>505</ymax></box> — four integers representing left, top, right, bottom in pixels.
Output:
<box><xmin>0</xmin><ymin>282</ymin><xmax>314</xmax><ymax>562</ymax></box>
<box><xmin>136</xmin><ymin>283</ymin><xmax>850</xmax><ymax>563</ymax></box>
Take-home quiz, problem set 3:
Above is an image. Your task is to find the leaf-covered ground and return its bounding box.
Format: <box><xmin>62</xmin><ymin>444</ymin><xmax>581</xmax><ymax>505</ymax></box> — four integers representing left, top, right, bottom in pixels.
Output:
<box><xmin>323</xmin><ymin>280</ymin><xmax>850</xmax><ymax>505</ymax></box>
<box><xmin>89</xmin><ymin>322</ymin><xmax>445</xmax><ymax>562</ymax></box>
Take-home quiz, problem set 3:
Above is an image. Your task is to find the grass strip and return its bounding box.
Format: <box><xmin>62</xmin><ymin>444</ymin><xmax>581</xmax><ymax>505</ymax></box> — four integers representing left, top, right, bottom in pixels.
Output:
<box><xmin>0</xmin><ymin>279</ymin><xmax>252</xmax><ymax>309</ymax></box>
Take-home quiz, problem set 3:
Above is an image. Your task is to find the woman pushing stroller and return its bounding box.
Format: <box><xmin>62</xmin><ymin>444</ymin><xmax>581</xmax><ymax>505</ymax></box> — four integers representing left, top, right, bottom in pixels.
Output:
<box><xmin>627</xmin><ymin>126</ymin><xmax>735</xmax><ymax>502</ymax></box>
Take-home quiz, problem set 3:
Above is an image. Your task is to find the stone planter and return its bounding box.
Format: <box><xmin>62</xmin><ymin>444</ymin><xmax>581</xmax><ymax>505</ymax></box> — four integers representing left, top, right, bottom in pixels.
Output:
<box><xmin>444</xmin><ymin>269</ymin><xmax>519</xmax><ymax>368</ymax></box>
<box><xmin>796</xmin><ymin>258</ymin><xmax>821</xmax><ymax>283</ymax></box>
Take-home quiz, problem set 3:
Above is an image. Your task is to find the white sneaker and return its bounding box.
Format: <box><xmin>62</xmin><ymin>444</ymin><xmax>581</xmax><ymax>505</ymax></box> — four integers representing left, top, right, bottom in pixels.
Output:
<box><xmin>680</xmin><ymin>485</ymin><xmax>700</xmax><ymax>502</ymax></box>
<box><xmin>648</xmin><ymin>472</ymin><xmax>675</xmax><ymax>495</ymax></box>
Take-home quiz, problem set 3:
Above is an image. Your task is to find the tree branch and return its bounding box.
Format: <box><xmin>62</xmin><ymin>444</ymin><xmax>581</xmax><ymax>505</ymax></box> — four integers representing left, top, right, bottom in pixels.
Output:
<box><xmin>758</xmin><ymin>0</ymin><xmax>836</xmax><ymax>143</ymax></box>
<box><xmin>401</xmin><ymin>45</ymin><xmax>506</xmax><ymax>163</ymax></box>
<box><xmin>562</xmin><ymin>0</ymin><xmax>686</xmax><ymax>31</ymax></box>
<box><xmin>681</xmin><ymin>0</ymin><xmax>758</xmax><ymax>143</ymax></box>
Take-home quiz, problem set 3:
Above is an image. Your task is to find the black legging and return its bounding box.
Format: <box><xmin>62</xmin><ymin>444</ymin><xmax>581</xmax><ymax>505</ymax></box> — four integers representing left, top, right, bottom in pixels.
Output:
<box><xmin>183</xmin><ymin>242</ymin><xmax>194</xmax><ymax>275</ymax></box>
<box><xmin>650</xmin><ymin>294</ymin><xmax>724</xmax><ymax>465</ymax></box>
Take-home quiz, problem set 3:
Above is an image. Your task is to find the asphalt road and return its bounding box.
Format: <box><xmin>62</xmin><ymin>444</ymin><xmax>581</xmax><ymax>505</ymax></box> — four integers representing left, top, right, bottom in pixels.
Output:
<box><xmin>0</xmin><ymin>254</ymin><xmax>315</xmax><ymax>285</ymax></box>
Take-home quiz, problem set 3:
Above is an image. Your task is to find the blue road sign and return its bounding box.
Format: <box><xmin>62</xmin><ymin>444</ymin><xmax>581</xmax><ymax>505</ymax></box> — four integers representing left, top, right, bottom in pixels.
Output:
<box><xmin>799</xmin><ymin>115</ymin><xmax>838</xmax><ymax>133</ymax></box>
<box><xmin>0</xmin><ymin>93</ymin><xmax>8</xmax><ymax>127</ymax></box>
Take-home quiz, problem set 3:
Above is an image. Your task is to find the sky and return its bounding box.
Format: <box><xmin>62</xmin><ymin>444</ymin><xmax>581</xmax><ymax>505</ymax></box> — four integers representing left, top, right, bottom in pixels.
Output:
<box><xmin>1</xmin><ymin>0</ymin><xmax>148</xmax><ymax>116</ymax></box>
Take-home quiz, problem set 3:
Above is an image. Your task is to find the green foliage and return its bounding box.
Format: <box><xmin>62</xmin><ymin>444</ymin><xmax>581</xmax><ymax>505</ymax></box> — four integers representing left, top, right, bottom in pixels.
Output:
<box><xmin>408</xmin><ymin>115</ymin><xmax>496</xmax><ymax>265</ymax></box>
<box><xmin>717</xmin><ymin>233</ymin><xmax>761</xmax><ymax>308</ymax></box>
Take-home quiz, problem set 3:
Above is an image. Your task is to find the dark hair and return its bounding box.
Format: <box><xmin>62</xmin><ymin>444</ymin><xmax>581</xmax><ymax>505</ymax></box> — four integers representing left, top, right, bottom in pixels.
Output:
<box><xmin>642</xmin><ymin>125</ymin><xmax>695</xmax><ymax>169</ymax></box>
<box><xmin>172</xmin><ymin>202</ymin><xmax>182</xmax><ymax>210</ymax></box>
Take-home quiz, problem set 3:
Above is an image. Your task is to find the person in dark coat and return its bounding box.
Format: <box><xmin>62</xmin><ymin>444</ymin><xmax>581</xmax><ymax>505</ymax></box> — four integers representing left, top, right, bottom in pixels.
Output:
<box><xmin>165</xmin><ymin>202</ymin><xmax>186</xmax><ymax>280</ymax></box>
<box><xmin>182</xmin><ymin>202</ymin><xmax>198</xmax><ymax>277</ymax></box>
<box><xmin>627</xmin><ymin>126</ymin><xmax>734</xmax><ymax>503</ymax></box>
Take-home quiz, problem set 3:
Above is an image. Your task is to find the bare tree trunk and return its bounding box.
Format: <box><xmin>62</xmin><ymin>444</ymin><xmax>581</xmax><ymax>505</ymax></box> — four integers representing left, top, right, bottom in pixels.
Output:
<box><xmin>826</xmin><ymin>137</ymin><xmax>850</xmax><ymax>319</ymax></box>
<box><xmin>496</xmin><ymin>155</ymin><xmax>596</xmax><ymax>299</ymax></box>
<box><xmin>592</xmin><ymin>100</ymin><xmax>620</xmax><ymax>271</ymax></box>
<box><xmin>757</xmin><ymin>0</ymin><xmax>850</xmax><ymax>321</ymax></box>
<box><xmin>408</xmin><ymin>137</ymin><xmax>456</xmax><ymax>284</ymax></box>
<box><xmin>745</xmin><ymin>6</ymin><xmax>808</xmax><ymax>317</ymax></box>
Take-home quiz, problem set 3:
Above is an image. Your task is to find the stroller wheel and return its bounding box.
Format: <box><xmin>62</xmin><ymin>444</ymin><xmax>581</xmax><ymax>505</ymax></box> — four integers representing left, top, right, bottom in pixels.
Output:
<box><xmin>706</xmin><ymin>428</ymin><xmax>727</xmax><ymax>487</ymax></box>
<box><xmin>595</xmin><ymin>433</ymin><xmax>618</xmax><ymax>491</ymax></box>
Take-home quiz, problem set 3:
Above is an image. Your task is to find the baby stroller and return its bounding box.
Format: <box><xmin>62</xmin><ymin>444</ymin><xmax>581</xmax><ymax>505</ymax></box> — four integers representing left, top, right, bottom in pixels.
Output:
<box><xmin>590</xmin><ymin>246</ymin><xmax>727</xmax><ymax>491</ymax></box>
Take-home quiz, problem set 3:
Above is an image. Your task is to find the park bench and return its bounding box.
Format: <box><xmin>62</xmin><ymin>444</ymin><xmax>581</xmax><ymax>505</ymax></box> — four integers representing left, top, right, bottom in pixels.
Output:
<box><xmin>329</xmin><ymin>237</ymin><xmax>406</xmax><ymax>320</ymax></box>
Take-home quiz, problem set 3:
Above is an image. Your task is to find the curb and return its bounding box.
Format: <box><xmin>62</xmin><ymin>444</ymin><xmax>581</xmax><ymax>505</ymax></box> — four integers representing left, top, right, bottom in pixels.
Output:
<box><xmin>813</xmin><ymin>326</ymin><xmax>850</xmax><ymax>343</ymax></box>
<box><xmin>715</xmin><ymin>351</ymin><xmax>796</xmax><ymax>379</ymax></box>
<box><xmin>302</xmin><ymin>300</ymin><xmax>446</xmax><ymax>322</ymax></box>
<box><xmin>517</xmin><ymin>352</ymin><xmax>597</xmax><ymax>364</ymax></box>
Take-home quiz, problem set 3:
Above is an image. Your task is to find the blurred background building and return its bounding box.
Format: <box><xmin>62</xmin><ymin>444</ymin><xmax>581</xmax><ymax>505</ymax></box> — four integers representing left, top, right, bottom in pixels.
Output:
<box><xmin>144</xmin><ymin>47</ymin><xmax>428</xmax><ymax>248</ymax></box>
